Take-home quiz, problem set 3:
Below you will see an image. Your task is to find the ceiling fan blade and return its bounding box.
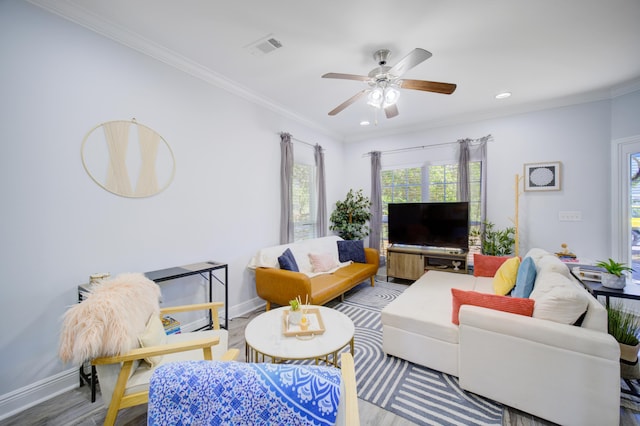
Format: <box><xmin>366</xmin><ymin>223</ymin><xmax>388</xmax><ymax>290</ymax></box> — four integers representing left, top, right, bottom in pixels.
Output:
<box><xmin>401</xmin><ymin>79</ymin><xmax>457</xmax><ymax>94</ymax></box>
<box><xmin>385</xmin><ymin>104</ymin><xmax>399</xmax><ymax>119</ymax></box>
<box><xmin>388</xmin><ymin>48</ymin><xmax>432</xmax><ymax>77</ymax></box>
<box><xmin>328</xmin><ymin>90</ymin><xmax>368</xmax><ymax>116</ymax></box>
<box><xmin>322</xmin><ymin>72</ymin><xmax>370</xmax><ymax>82</ymax></box>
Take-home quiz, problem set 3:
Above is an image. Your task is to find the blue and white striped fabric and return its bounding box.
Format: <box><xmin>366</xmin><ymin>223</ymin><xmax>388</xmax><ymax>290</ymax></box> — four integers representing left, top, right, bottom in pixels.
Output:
<box><xmin>148</xmin><ymin>360</ymin><xmax>342</xmax><ymax>425</ymax></box>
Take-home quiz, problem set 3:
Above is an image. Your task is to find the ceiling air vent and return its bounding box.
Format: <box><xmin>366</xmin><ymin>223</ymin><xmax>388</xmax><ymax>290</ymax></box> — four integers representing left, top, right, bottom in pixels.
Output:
<box><xmin>246</xmin><ymin>35</ymin><xmax>283</xmax><ymax>56</ymax></box>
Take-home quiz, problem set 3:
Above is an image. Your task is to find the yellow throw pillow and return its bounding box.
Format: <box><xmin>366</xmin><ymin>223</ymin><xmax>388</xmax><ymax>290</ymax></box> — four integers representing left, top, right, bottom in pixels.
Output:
<box><xmin>493</xmin><ymin>256</ymin><xmax>521</xmax><ymax>295</ymax></box>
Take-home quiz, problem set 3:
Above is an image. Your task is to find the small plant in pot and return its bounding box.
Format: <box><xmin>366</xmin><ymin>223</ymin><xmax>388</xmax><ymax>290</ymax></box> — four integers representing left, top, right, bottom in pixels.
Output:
<box><xmin>288</xmin><ymin>298</ymin><xmax>302</xmax><ymax>325</ymax></box>
<box><xmin>595</xmin><ymin>258</ymin><xmax>634</xmax><ymax>289</ymax></box>
<box><xmin>607</xmin><ymin>301</ymin><xmax>640</xmax><ymax>377</ymax></box>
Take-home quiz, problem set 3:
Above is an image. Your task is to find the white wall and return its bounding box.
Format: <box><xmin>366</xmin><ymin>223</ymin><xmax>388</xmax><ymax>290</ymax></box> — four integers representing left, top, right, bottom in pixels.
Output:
<box><xmin>2</xmin><ymin>0</ymin><xmax>639</xmax><ymax>418</ymax></box>
<box><xmin>343</xmin><ymin>100</ymin><xmax>614</xmax><ymax>260</ymax></box>
<box><xmin>0</xmin><ymin>0</ymin><xmax>345</xmax><ymax>413</ymax></box>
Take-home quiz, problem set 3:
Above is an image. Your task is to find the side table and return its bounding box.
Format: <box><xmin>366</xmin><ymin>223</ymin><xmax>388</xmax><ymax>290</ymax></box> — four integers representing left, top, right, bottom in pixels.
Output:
<box><xmin>245</xmin><ymin>306</ymin><xmax>354</xmax><ymax>367</ymax></box>
<box><xmin>573</xmin><ymin>269</ymin><xmax>640</xmax><ymax>396</ymax></box>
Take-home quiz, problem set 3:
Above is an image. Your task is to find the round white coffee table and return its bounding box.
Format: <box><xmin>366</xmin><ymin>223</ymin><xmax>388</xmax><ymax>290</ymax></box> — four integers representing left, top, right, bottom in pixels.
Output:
<box><xmin>245</xmin><ymin>305</ymin><xmax>354</xmax><ymax>366</ymax></box>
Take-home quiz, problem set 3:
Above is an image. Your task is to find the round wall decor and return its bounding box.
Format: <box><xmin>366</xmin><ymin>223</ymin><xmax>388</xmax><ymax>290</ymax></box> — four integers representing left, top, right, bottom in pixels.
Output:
<box><xmin>81</xmin><ymin>119</ymin><xmax>175</xmax><ymax>198</ymax></box>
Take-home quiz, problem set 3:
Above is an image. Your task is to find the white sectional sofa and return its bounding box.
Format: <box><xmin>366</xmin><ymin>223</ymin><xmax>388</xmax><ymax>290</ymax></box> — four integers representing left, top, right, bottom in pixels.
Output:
<box><xmin>381</xmin><ymin>248</ymin><xmax>621</xmax><ymax>426</ymax></box>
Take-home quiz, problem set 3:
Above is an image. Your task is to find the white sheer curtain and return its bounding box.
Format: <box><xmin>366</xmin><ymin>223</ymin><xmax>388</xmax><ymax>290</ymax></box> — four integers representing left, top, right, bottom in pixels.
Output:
<box><xmin>280</xmin><ymin>133</ymin><xmax>294</xmax><ymax>244</ymax></box>
<box><xmin>315</xmin><ymin>144</ymin><xmax>327</xmax><ymax>237</ymax></box>
<box><xmin>369</xmin><ymin>151</ymin><xmax>382</xmax><ymax>251</ymax></box>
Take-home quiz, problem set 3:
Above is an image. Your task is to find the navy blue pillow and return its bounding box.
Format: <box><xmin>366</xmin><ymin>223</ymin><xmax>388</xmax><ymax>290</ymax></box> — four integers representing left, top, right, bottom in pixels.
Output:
<box><xmin>278</xmin><ymin>248</ymin><xmax>299</xmax><ymax>272</ymax></box>
<box><xmin>337</xmin><ymin>240</ymin><xmax>366</xmax><ymax>263</ymax></box>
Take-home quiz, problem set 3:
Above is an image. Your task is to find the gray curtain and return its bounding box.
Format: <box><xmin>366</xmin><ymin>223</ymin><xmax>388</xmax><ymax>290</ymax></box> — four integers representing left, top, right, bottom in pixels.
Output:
<box><xmin>478</xmin><ymin>137</ymin><xmax>488</xmax><ymax>227</ymax></box>
<box><xmin>369</xmin><ymin>151</ymin><xmax>382</xmax><ymax>251</ymax></box>
<box><xmin>280</xmin><ymin>133</ymin><xmax>294</xmax><ymax>244</ymax></box>
<box><xmin>314</xmin><ymin>144</ymin><xmax>327</xmax><ymax>237</ymax></box>
<box><xmin>457</xmin><ymin>139</ymin><xmax>471</xmax><ymax>202</ymax></box>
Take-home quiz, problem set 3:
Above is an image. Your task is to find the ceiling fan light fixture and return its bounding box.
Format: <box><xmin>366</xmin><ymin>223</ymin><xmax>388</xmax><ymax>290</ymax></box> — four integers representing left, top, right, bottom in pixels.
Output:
<box><xmin>383</xmin><ymin>87</ymin><xmax>400</xmax><ymax>107</ymax></box>
<box><xmin>367</xmin><ymin>87</ymin><xmax>384</xmax><ymax>108</ymax></box>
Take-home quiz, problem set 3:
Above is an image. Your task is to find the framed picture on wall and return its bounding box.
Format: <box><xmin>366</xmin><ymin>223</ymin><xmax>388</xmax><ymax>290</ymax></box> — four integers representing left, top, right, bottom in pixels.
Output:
<box><xmin>524</xmin><ymin>161</ymin><xmax>561</xmax><ymax>191</ymax></box>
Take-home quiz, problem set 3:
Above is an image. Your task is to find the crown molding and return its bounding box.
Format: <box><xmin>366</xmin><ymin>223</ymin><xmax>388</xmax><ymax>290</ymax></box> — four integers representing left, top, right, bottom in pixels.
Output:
<box><xmin>26</xmin><ymin>0</ymin><xmax>341</xmax><ymax>141</ymax></box>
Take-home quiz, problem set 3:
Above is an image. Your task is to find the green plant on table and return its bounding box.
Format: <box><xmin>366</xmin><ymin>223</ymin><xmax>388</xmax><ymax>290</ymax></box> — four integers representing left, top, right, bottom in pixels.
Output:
<box><xmin>607</xmin><ymin>301</ymin><xmax>640</xmax><ymax>346</ymax></box>
<box><xmin>289</xmin><ymin>298</ymin><xmax>300</xmax><ymax>311</ymax></box>
<box><xmin>595</xmin><ymin>258</ymin><xmax>634</xmax><ymax>277</ymax></box>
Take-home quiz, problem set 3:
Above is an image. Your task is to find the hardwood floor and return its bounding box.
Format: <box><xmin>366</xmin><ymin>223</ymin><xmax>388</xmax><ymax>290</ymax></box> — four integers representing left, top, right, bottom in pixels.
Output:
<box><xmin>3</xmin><ymin>280</ymin><xmax>640</xmax><ymax>425</ymax></box>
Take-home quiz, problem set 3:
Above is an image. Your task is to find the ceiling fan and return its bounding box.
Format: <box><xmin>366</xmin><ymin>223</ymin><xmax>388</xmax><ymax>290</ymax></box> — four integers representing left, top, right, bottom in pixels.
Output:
<box><xmin>322</xmin><ymin>48</ymin><xmax>457</xmax><ymax>119</ymax></box>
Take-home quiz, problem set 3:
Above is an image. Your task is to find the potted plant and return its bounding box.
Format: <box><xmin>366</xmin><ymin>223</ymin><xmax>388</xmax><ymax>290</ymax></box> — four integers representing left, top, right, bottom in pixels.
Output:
<box><xmin>595</xmin><ymin>258</ymin><xmax>634</xmax><ymax>289</ymax></box>
<box><xmin>479</xmin><ymin>221</ymin><xmax>515</xmax><ymax>256</ymax></box>
<box><xmin>329</xmin><ymin>189</ymin><xmax>372</xmax><ymax>240</ymax></box>
<box><xmin>288</xmin><ymin>298</ymin><xmax>302</xmax><ymax>325</ymax></box>
<box><xmin>607</xmin><ymin>301</ymin><xmax>640</xmax><ymax>377</ymax></box>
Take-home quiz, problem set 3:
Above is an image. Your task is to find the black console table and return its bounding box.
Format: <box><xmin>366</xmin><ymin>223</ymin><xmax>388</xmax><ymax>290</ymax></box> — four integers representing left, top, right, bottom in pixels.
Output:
<box><xmin>572</xmin><ymin>269</ymin><xmax>640</xmax><ymax>397</ymax></box>
<box><xmin>78</xmin><ymin>261</ymin><xmax>228</xmax><ymax>402</ymax></box>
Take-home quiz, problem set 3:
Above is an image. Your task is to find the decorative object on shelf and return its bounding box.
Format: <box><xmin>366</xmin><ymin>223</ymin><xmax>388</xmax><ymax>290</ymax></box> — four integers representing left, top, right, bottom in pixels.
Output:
<box><xmin>479</xmin><ymin>221</ymin><xmax>515</xmax><ymax>256</ymax></box>
<box><xmin>81</xmin><ymin>118</ymin><xmax>175</xmax><ymax>198</ymax></box>
<box><xmin>555</xmin><ymin>243</ymin><xmax>577</xmax><ymax>262</ymax></box>
<box><xmin>595</xmin><ymin>258</ymin><xmax>634</xmax><ymax>289</ymax></box>
<box><xmin>329</xmin><ymin>189</ymin><xmax>372</xmax><ymax>240</ymax></box>
<box><xmin>89</xmin><ymin>272</ymin><xmax>110</xmax><ymax>285</ymax></box>
<box><xmin>523</xmin><ymin>161</ymin><xmax>561</xmax><ymax>191</ymax></box>
<box><xmin>607</xmin><ymin>301</ymin><xmax>640</xmax><ymax>378</ymax></box>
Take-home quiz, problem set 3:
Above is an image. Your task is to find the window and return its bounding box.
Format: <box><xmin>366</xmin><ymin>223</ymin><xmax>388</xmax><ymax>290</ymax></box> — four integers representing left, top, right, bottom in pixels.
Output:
<box><xmin>380</xmin><ymin>167</ymin><xmax>424</xmax><ymax>255</ymax></box>
<box><xmin>292</xmin><ymin>162</ymin><xmax>316</xmax><ymax>241</ymax></box>
<box><xmin>428</xmin><ymin>162</ymin><xmax>482</xmax><ymax>229</ymax></box>
<box><xmin>380</xmin><ymin>162</ymin><xmax>482</xmax><ymax>256</ymax></box>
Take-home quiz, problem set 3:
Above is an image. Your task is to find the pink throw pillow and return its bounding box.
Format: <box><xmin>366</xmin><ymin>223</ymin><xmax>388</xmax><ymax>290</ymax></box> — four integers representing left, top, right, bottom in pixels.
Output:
<box><xmin>308</xmin><ymin>253</ymin><xmax>338</xmax><ymax>272</ymax></box>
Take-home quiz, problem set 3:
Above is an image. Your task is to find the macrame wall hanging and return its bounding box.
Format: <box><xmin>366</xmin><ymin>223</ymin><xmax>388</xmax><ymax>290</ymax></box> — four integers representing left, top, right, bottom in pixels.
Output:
<box><xmin>81</xmin><ymin>119</ymin><xmax>175</xmax><ymax>198</ymax></box>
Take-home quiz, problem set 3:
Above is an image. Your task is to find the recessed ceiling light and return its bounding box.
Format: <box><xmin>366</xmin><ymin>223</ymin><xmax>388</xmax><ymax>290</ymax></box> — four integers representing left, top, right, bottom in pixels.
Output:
<box><xmin>495</xmin><ymin>92</ymin><xmax>512</xmax><ymax>99</ymax></box>
<box><xmin>360</xmin><ymin>120</ymin><xmax>370</xmax><ymax>126</ymax></box>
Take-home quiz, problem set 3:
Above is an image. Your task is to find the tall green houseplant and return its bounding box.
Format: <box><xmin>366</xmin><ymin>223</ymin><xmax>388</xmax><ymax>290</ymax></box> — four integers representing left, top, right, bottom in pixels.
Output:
<box><xmin>329</xmin><ymin>189</ymin><xmax>372</xmax><ymax>240</ymax></box>
<box><xmin>479</xmin><ymin>221</ymin><xmax>515</xmax><ymax>256</ymax></box>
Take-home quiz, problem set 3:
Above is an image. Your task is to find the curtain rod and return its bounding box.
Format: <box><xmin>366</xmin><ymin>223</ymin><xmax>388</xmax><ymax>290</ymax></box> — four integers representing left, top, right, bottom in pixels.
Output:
<box><xmin>362</xmin><ymin>134</ymin><xmax>492</xmax><ymax>157</ymax></box>
<box><xmin>277</xmin><ymin>132</ymin><xmax>319</xmax><ymax>149</ymax></box>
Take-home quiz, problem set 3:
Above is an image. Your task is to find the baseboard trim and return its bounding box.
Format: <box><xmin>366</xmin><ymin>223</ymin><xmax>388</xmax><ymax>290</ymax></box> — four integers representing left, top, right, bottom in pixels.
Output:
<box><xmin>0</xmin><ymin>299</ymin><xmax>265</xmax><ymax>420</ymax></box>
<box><xmin>0</xmin><ymin>367</ymin><xmax>78</xmax><ymax>421</ymax></box>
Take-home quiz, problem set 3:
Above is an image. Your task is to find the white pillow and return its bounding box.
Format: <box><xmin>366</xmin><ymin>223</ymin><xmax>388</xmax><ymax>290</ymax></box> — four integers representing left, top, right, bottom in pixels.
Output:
<box><xmin>531</xmin><ymin>285</ymin><xmax>589</xmax><ymax>324</ymax></box>
<box><xmin>138</xmin><ymin>315</ymin><xmax>168</xmax><ymax>367</ymax></box>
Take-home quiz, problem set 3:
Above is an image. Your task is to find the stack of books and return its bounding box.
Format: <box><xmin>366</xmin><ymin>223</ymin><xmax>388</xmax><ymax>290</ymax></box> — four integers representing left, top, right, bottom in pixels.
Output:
<box><xmin>555</xmin><ymin>251</ymin><xmax>578</xmax><ymax>262</ymax></box>
<box><xmin>162</xmin><ymin>316</ymin><xmax>181</xmax><ymax>335</ymax></box>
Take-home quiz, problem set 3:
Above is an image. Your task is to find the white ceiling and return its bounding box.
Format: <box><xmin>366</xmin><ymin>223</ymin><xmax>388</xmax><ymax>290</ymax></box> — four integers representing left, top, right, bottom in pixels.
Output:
<box><xmin>30</xmin><ymin>0</ymin><xmax>640</xmax><ymax>142</ymax></box>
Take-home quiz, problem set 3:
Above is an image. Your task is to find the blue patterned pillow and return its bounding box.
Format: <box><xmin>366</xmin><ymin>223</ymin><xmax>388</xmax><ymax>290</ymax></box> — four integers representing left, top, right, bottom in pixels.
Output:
<box><xmin>512</xmin><ymin>256</ymin><xmax>537</xmax><ymax>298</ymax></box>
<box><xmin>278</xmin><ymin>248</ymin><xmax>299</xmax><ymax>272</ymax></box>
<box><xmin>337</xmin><ymin>240</ymin><xmax>366</xmax><ymax>263</ymax></box>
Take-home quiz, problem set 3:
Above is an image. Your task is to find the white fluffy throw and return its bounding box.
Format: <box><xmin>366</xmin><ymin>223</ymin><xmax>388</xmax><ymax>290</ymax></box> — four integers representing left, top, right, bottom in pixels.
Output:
<box><xmin>59</xmin><ymin>273</ymin><xmax>161</xmax><ymax>365</ymax></box>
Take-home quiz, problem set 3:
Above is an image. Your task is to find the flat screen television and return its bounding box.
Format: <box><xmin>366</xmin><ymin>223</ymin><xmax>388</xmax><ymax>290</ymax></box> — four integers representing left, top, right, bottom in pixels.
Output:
<box><xmin>388</xmin><ymin>202</ymin><xmax>469</xmax><ymax>251</ymax></box>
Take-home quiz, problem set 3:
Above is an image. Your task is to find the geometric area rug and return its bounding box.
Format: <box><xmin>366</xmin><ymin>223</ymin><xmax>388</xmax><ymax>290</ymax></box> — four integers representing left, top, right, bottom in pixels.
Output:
<box><xmin>327</xmin><ymin>280</ymin><xmax>504</xmax><ymax>426</ymax></box>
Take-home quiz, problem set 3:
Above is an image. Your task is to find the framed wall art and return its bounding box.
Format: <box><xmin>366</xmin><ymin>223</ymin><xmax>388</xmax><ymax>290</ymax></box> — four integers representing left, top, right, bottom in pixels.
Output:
<box><xmin>524</xmin><ymin>161</ymin><xmax>561</xmax><ymax>191</ymax></box>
